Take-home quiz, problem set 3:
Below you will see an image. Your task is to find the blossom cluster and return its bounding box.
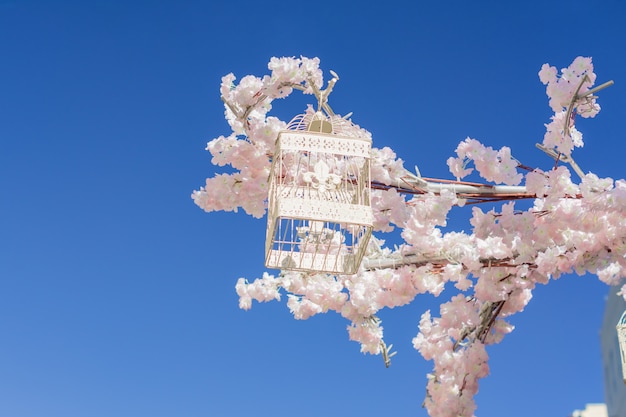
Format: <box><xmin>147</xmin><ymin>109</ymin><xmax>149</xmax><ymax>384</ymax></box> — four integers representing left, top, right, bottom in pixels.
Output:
<box><xmin>192</xmin><ymin>57</ymin><xmax>322</xmax><ymax>218</ymax></box>
<box><xmin>446</xmin><ymin>138</ymin><xmax>522</xmax><ymax>185</ymax></box>
<box><xmin>195</xmin><ymin>56</ymin><xmax>620</xmax><ymax>417</ymax></box>
<box><xmin>539</xmin><ymin>56</ymin><xmax>599</xmax><ymax>156</ymax></box>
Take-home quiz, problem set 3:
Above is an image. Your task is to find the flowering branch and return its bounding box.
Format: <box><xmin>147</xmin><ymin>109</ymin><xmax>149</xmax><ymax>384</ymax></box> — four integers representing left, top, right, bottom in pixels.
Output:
<box><xmin>194</xmin><ymin>56</ymin><xmax>620</xmax><ymax>417</ymax></box>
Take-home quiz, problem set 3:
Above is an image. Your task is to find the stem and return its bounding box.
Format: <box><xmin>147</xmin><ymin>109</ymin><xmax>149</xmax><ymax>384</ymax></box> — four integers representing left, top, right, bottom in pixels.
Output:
<box><xmin>564</xmin><ymin>75</ymin><xmax>590</xmax><ymax>138</ymax></box>
<box><xmin>579</xmin><ymin>80</ymin><xmax>615</xmax><ymax>98</ymax></box>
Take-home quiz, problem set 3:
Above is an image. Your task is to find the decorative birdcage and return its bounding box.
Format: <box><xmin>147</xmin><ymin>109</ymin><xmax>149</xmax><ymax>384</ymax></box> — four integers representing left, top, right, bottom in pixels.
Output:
<box><xmin>617</xmin><ymin>310</ymin><xmax>626</xmax><ymax>383</ymax></box>
<box><xmin>265</xmin><ymin>111</ymin><xmax>373</xmax><ymax>274</ymax></box>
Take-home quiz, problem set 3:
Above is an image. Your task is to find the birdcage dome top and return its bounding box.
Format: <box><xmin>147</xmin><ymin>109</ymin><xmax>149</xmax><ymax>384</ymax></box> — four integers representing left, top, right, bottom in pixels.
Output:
<box><xmin>285</xmin><ymin>110</ymin><xmax>372</xmax><ymax>141</ymax></box>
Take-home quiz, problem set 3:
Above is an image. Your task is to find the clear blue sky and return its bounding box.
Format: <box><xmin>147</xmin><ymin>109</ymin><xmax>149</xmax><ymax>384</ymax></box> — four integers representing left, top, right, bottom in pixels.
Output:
<box><xmin>1</xmin><ymin>1</ymin><xmax>625</xmax><ymax>416</ymax></box>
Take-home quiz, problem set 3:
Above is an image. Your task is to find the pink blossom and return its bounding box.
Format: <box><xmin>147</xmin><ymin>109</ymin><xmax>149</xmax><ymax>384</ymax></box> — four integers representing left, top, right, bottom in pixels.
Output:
<box><xmin>370</xmin><ymin>147</ymin><xmax>406</xmax><ymax>185</ymax></box>
<box><xmin>543</xmin><ymin>111</ymin><xmax>580</xmax><ymax>156</ymax></box>
<box><xmin>501</xmin><ymin>288</ymin><xmax>533</xmax><ymax>315</ymax></box>
<box><xmin>347</xmin><ymin>318</ymin><xmax>383</xmax><ymax>354</ymax></box>
<box><xmin>268</xmin><ymin>56</ymin><xmax>301</xmax><ymax>83</ymax></box>
<box><xmin>450</xmin><ymin>138</ymin><xmax>522</xmax><ymax>185</ymax></box>
<box><xmin>535</xmin><ymin>246</ymin><xmax>567</xmax><ymax>276</ymax></box>
<box><xmin>525</xmin><ymin>169</ymin><xmax>547</xmax><ymax>196</ymax></box>
<box><xmin>446</xmin><ymin>156</ymin><xmax>473</xmax><ymax>179</ymax></box>
<box><xmin>235</xmin><ymin>273</ymin><xmax>282</xmax><ymax>310</ymax></box>
<box><xmin>596</xmin><ymin>262</ymin><xmax>625</xmax><ymax>286</ymax></box>
<box><xmin>220</xmin><ymin>73</ymin><xmax>236</xmax><ymax>98</ymax></box>
<box><xmin>287</xmin><ymin>295</ymin><xmax>323</xmax><ymax>320</ymax></box>
<box><xmin>538</xmin><ymin>63</ymin><xmax>557</xmax><ymax>85</ymax></box>
<box><xmin>415</xmin><ymin>269</ymin><xmax>446</xmax><ymax>296</ymax></box>
<box><xmin>371</xmin><ymin>188</ymin><xmax>409</xmax><ymax>232</ymax></box>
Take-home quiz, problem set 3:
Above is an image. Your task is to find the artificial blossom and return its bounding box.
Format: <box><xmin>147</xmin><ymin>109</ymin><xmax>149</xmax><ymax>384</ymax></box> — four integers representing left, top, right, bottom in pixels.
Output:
<box><xmin>193</xmin><ymin>56</ymin><xmax>620</xmax><ymax>417</ymax></box>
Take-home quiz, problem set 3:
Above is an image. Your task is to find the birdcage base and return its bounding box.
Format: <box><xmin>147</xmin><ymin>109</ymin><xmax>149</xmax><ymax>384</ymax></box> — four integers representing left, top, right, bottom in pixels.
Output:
<box><xmin>265</xmin><ymin>214</ymin><xmax>371</xmax><ymax>275</ymax></box>
<box><xmin>266</xmin><ymin>249</ymin><xmax>358</xmax><ymax>275</ymax></box>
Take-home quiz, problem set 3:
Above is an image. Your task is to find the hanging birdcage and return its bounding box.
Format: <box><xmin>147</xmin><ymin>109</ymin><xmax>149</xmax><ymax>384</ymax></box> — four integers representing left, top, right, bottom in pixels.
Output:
<box><xmin>265</xmin><ymin>111</ymin><xmax>373</xmax><ymax>275</ymax></box>
<box><xmin>617</xmin><ymin>310</ymin><xmax>626</xmax><ymax>383</ymax></box>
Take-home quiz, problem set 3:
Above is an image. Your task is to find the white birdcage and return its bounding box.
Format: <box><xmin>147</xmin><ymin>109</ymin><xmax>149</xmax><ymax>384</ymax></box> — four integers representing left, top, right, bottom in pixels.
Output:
<box><xmin>265</xmin><ymin>111</ymin><xmax>373</xmax><ymax>275</ymax></box>
<box><xmin>617</xmin><ymin>310</ymin><xmax>626</xmax><ymax>383</ymax></box>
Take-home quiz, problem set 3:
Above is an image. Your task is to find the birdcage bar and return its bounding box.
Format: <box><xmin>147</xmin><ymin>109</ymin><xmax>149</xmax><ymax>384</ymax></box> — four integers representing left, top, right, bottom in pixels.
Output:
<box><xmin>266</xmin><ymin>217</ymin><xmax>368</xmax><ymax>273</ymax></box>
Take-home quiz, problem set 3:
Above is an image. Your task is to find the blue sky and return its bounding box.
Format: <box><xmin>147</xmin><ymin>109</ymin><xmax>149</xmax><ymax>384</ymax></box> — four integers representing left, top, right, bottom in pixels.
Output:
<box><xmin>1</xmin><ymin>1</ymin><xmax>625</xmax><ymax>416</ymax></box>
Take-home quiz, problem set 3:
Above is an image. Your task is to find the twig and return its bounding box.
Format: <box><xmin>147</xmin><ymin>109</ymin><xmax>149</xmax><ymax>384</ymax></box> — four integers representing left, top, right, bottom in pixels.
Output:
<box><xmin>380</xmin><ymin>340</ymin><xmax>397</xmax><ymax>368</ymax></box>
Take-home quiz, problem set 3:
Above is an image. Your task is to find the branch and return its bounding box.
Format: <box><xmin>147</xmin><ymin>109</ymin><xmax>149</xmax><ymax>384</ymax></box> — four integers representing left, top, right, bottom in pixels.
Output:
<box><xmin>372</xmin><ymin>174</ymin><xmax>535</xmax><ymax>205</ymax></box>
<box><xmin>363</xmin><ymin>253</ymin><xmax>524</xmax><ymax>271</ymax></box>
<box><xmin>453</xmin><ymin>298</ymin><xmax>508</xmax><ymax>351</ymax></box>
<box><xmin>221</xmin><ymin>81</ymin><xmax>308</xmax><ymax>126</ymax></box>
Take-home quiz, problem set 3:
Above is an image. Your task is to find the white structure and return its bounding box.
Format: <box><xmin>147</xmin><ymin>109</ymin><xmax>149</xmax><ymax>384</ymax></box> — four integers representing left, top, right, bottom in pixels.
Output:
<box><xmin>600</xmin><ymin>286</ymin><xmax>626</xmax><ymax>417</ymax></box>
<box><xmin>265</xmin><ymin>112</ymin><xmax>373</xmax><ymax>275</ymax></box>
<box><xmin>571</xmin><ymin>403</ymin><xmax>608</xmax><ymax>417</ymax></box>
<box><xmin>617</xmin><ymin>310</ymin><xmax>626</xmax><ymax>383</ymax></box>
